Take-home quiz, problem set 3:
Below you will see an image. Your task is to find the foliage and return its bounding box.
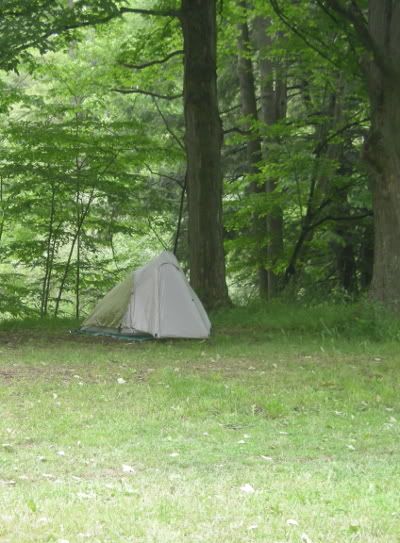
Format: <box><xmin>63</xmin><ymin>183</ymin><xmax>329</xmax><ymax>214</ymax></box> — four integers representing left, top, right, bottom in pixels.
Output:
<box><xmin>0</xmin><ymin>0</ymin><xmax>383</xmax><ymax>316</ymax></box>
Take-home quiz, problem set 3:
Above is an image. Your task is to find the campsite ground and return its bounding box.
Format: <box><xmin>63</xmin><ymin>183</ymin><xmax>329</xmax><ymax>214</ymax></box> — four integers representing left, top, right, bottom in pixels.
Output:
<box><xmin>0</xmin><ymin>303</ymin><xmax>399</xmax><ymax>542</ymax></box>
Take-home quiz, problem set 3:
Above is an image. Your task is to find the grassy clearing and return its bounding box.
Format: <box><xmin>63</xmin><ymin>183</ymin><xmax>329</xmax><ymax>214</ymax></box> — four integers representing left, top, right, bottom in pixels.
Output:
<box><xmin>0</xmin><ymin>304</ymin><xmax>399</xmax><ymax>542</ymax></box>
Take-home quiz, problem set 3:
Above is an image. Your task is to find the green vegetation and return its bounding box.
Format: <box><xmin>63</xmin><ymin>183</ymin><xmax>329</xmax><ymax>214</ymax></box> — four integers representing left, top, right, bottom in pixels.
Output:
<box><xmin>1</xmin><ymin>306</ymin><xmax>399</xmax><ymax>542</ymax></box>
<box><xmin>0</xmin><ymin>3</ymin><xmax>399</xmax><ymax>539</ymax></box>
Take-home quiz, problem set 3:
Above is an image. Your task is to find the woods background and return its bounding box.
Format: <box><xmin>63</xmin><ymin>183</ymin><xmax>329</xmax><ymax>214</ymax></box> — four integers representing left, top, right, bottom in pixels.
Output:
<box><xmin>0</xmin><ymin>0</ymin><xmax>397</xmax><ymax>318</ymax></box>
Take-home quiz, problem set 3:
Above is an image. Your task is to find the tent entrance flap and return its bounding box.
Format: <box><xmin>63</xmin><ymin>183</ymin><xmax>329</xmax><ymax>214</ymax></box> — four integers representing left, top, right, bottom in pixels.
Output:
<box><xmin>82</xmin><ymin>273</ymin><xmax>134</xmax><ymax>330</ymax></box>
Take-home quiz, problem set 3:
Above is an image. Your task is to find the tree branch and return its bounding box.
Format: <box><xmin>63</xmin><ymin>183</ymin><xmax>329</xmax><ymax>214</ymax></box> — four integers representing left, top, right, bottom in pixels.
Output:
<box><xmin>313</xmin><ymin>117</ymin><xmax>370</xmax><ymax>157</ymax></box>
<box><xmin>152</xmin><ymin>97</ymin><xmax>185</xmax><ymax>151</ymax></box>
<box><xmin>112</xmin><ymin>88</ymin><xmax>183</xmax><ymax>100</ymax></box>
<box><xmin>120</xmin><ymin>7</ymin><xmax>181</xmax><ymax>18</ymax></box>
<box><xmin>143</xmin><ymin>164</ymin><xmax>184</xmax><ymax>189</ymax></box>
<box><xmin>223</xmin><ymin>126</ymin><xmax>251</xmax><ymax>136</ymax></box>
<box><xmin>269</xmin><ymin>0</ymin><xmax>338</xmax><ymax>67</ymax></box>
<box><xmin>319</xmin><ymin>0</ymin><xmax>390</xmax><ymax>75</ymax></box>
<box><xmin>121</xmin><ymin>49</ymin><xmax>184</xmax><ymax>70</ymax></box>
<box><xmin>310</xmin><ymin>211</ymin><xmax>372</xmax><ymax>229</ymax></box>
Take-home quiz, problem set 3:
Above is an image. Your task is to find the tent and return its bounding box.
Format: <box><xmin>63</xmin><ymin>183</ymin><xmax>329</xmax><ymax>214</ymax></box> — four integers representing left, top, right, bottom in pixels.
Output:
<box><xmin>81</xmin><ymin>251</ymin><xmax>211</xmax><ymax>339</ymax></box>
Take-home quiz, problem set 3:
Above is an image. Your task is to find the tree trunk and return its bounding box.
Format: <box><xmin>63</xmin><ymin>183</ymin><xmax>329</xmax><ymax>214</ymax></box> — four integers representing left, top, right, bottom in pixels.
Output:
<box><xmin>320</xmin><ymin>0</ymin><xmax>400</xmax><ymax>308</ymax></box>
<box><xmin>41</xmin><ymin>181</ymin><xmax>56</xmax><ymax>317</ymax></box>
<box><xmin>54</xmin><ymin>190</ymin><xmax>94</xmax><ymax>317</ymax></box>
<box><xmin>363</xmin><ymin>1</ymin><xmax>400</xmax><ymax>308</ymax></box>
<box><xmin>253</xmin><ymin>17</ymin><xmax>285</xmax><ymax>299</ymax></box>
<box><xmin>369</xmin><ymin>156</ymin><xmax>400</xmax><ymax>307</ymax></box>
<box><xmin>237</xmin><ymin>19</ymin><xmax>268</xmax><ymax>298</ymax></box>
<box><xmin>180</xmin><ymin>0</ymin><xmax>230</xmax><ymax>309</ymax></box>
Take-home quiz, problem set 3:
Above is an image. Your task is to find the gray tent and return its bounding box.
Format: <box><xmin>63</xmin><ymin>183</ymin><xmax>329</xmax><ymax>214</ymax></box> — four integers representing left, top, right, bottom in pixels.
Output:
<box><xmin>81</xmin><ymin>251</ymin><xmax>211</xmax><ymax>339</ymax></box>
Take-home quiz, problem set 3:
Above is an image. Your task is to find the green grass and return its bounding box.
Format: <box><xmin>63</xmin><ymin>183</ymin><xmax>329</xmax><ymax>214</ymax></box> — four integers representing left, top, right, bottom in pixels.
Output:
<box><xmin>0</xmin><ymin>304</ymin><xmax>399</xmax><ymax>542</ymax></box>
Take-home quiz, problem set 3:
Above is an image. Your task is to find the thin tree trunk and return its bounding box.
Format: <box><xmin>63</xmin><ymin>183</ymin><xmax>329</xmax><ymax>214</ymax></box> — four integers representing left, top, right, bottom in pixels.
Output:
<box><xmin>43</xmin><ymin>223</ymin><xmax>62</xmax><ymax>314</ymax></box>
<box><xmin>173</xmin><ymin>175</ymin><xmax>187</xmax><ymax>256</ymax></box>
<box><xmin>0</xmin><ymin>177</ymin><xmax>5</xmax><ymax>246</ymax></box>
<box><xmin>180</xmin><ymin>0</ymin><xmax>230</xmax><ymax>309</ymax></box>
<box><xmin>54</xmin><ymin>191</ymin><xmax>94</xmax><ymax>317</ymax></box>
<box><xmin>253</xmin><ymin>17</ymin><xmax>285</xmax><ymax>299</ymax></box>
<box><xmin>41</xmin><ymin>182</ymin><xmax>56</xmax><ymax>317</ymax></box>
<box><xmin>237</xmin><ymin>18</ymin><xmax>268</xmax><ymax>298</ymax></box>
<box><xmin>75</xmin><ymin>167</ymin><xmax>81</xmax><ymax>320</ymax></box>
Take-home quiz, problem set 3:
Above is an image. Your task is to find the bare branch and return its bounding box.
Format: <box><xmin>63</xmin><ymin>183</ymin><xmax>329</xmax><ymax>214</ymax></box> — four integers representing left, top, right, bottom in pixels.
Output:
<box><xmin>152</xmin><ymin>97</ymin><xmax>185</xmax><ymax>151</ymax></box>
<box><xmin>223</xmin><ymin>126</ymin><xmax>251</xmax><ymax>136</ymax></box>
<box><xmin>143</xmin><ymin>164</ymin><xmax>184</xmax><ymax>188</ymax></box>
<box><xmin>112</xmin><ymin>88</ymin><xmax>183</xmax><ymax>100</ymax></box>
<box><xmin>120</xmin><ymin>7</ymin><xmax>180</xmax><ymax>18</ymax></box>
<box><xmin>121</xmin><ymin>50</ymin><xmax>184</xmax><ymax>70</ymax></box>
<box><xmin>310</xmin><ymin>211</ymin><xmax>372</xmax><ymax>229</ymax></box>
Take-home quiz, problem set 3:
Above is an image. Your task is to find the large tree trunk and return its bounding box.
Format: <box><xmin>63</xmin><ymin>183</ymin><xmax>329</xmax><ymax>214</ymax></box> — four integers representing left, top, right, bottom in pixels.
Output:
<box><xmin>237</xmin><ymin>19</ymin><xmax>268</xmax><ymax>298</ymax></box>
<box><xmin>364</xmin><ymin>1</ymin><xmax>400</xmax><ymax>308</ymax></box>
<box><xmin>320</xmin><ymin>0</ymin><xmax>400</xmax><ymax>307</ymax></box>
<box><xmin>367</xmin><ymin>88</ymin><xmax>400</xmax><ymax>306</ymax></box>
<box><xmin>180</xmin><ymin>0</ymin><xmax>230</xmax><ymax>309</ymax></box>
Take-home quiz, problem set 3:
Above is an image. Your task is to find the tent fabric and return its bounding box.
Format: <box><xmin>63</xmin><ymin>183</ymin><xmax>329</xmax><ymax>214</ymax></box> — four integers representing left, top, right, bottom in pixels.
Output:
<box><xmin>83</xmin><ymin>271</ymin><xmax>134</xmax><ymax>330</ymax></box>
<box><xmin>81</xmin><ymin>251</ymin><xmax>211</xmax><ymax>339</ymax></box>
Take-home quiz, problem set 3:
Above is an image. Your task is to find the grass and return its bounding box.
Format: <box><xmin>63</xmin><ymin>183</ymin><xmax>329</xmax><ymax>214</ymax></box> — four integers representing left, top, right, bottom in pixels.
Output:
<box><xmin>0</xmin><ymin>303</ymin><xmax>399</xmax><ymax>542</ymax></box>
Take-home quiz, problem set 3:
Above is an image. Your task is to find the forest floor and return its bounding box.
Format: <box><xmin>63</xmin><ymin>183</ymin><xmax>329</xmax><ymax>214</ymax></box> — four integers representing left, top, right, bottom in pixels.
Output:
<box><xmin>0</xmin><ymin>304</ymin><xmax>399</xmax><ymax>542</ymax></box>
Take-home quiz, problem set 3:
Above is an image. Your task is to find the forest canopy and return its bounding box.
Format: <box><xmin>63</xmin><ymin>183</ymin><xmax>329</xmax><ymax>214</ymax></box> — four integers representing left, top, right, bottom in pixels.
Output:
<box><xmin>0</xmin><ymin>0</ymin><xmax>398</xmax><ymax>317</ymax></box>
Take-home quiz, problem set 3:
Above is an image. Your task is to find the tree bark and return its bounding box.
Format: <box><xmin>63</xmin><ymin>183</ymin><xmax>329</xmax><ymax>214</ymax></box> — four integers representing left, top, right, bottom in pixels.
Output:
<box><xmin>322</xmin><ymin>0</ymin><xmax>400</xmax><ymax>308</ymax></box>
<box><xmin>365</xmin><ymin>2</ymin><xmax>400</xmax><ymax>307</ymax></box>
<box><xmin>237</xmin><ymin>19</ymin><xmax>268</xmax><ymax>298</ymax></box>
<box><xmin>180</xmin><ymin>0</ymin><xmax>230</xmax><ymax>309</ymax></box>
<box><xmin>253</xmin><ymin>17</ymin><xmax>285</xmax><ymax>299</ymax></box>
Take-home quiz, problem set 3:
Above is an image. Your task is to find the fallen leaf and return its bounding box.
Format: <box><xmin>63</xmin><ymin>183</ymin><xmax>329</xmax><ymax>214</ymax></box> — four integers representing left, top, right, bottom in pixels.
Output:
<box><xmin>240</xmin><ymin>483</ymin><xmax>255</xmax><ymax>494</ymax></box>
<box><xmin>122</xmin><ymin>464</ymin><xmax>135</xmax><ymax>474</ymax></box>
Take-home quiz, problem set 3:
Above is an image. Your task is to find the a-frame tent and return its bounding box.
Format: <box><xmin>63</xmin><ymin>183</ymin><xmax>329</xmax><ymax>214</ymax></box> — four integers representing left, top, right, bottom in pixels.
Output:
<box><xmin>81</xmin><ymin>251</ymin><xmax>211</xmax><ymax>339</ymax></box>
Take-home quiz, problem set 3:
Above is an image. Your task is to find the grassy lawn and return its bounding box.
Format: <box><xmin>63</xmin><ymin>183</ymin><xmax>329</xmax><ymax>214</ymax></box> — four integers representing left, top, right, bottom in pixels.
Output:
<box><xmin>0</xmin><ymin>304</ymin><xmax>399</xmax><ymax>542</ymax></box>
